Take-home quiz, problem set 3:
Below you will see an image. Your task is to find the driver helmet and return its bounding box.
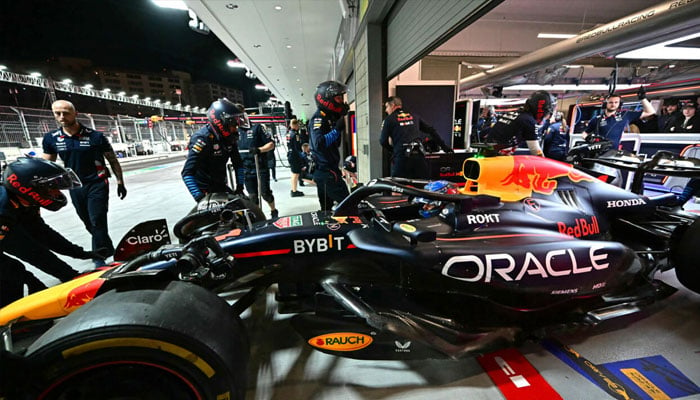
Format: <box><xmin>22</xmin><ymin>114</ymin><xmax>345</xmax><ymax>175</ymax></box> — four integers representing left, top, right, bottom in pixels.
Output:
<box><xmin>524</xmin><ymin>90</ymin><xmax>555</xmax><ymax>123</ymax></box>
<box><xmin>414</xmin><ymin>180</ymin><xmax>458</xmax><ymax>218</ymax></box>
<box><xmin>2</xmin><ymin>157</ymin><xmax>82</xmax><ymax>211</ymax></box>
<box><xmin>207</xmin><ymin>98</ymin><xmax>248</xmax><ymax>142</ymax></box>
<box><xmin>314</xmin><ymin>80</ymin><xmax>349</xmax><ymax>117</ymax></box>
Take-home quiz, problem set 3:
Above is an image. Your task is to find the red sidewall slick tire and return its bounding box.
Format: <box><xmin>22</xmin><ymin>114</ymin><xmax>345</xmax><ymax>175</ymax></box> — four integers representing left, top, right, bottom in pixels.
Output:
<box><xmin>23</xmin><ymin>281</ymin><xmax>249</xmax><ymax>400</ymax></box>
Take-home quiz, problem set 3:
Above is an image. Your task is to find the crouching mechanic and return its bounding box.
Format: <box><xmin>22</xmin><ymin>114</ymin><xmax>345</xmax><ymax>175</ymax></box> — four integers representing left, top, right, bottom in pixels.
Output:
<box><xmin>237</xmin><ymin>118</ymin><xmax>278</xmax><ymax>219</ymax></box>
<box><xmin>1</xmin><ymin>157</ymin><xmax>98</xmax><ymax>306</ymax></box>
<box><xmin>489</xmin><ymin>90</ymin><xmax>556</xmax><ymax>156</ymax></box>
<box><xmin>182</xmin><ymin>98</ymin><xmax>246</xmax><ymax>202</ymax></box>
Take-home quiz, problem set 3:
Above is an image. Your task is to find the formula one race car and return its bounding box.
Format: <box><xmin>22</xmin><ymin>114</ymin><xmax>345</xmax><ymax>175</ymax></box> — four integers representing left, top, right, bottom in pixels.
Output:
<box><xmin>1</xmin><ymin>152</ymin><xmax>699</xmax><ymax>399</ymax></box>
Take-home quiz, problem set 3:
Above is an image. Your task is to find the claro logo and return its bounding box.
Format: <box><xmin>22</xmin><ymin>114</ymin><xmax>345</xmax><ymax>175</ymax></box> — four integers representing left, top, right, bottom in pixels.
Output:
<box><xmin>126</xmin><ymin>228</ymin><xmax>169</xmax><ymax>245</ymax></box>
<box><xmin>308</xmin><ymin>333</ymin><xmax>373</xmax><ymax>351</ymax></box>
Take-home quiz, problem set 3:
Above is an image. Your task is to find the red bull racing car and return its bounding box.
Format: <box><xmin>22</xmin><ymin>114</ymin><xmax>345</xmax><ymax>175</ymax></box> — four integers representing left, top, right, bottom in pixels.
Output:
<box><xmin>1</xmin><ymin>151</ymin><xmax>699</xmax><ymax>399</ymax></box>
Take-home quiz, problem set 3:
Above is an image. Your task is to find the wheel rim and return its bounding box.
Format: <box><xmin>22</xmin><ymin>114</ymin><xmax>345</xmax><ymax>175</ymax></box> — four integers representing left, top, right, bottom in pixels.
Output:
<box><xmin>39</xmin><ymin>360</ymin><xmax>204</xmax><ymax>400</ymax></box>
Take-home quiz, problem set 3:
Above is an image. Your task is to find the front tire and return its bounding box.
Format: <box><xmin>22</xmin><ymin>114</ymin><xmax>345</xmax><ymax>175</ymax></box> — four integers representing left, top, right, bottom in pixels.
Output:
<box><xmin>23</xmin><ymin>281</ymin><xmax>248</xmax><ymax>399</ymax></box>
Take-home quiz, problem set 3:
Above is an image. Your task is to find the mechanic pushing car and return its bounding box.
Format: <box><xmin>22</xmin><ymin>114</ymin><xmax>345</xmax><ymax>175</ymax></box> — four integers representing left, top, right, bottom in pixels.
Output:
<box><xmin>182</xmin><ymin>98</ymin><xmax>247</xmax><ymax>201</ymax></box>
<box><xmin>0</xmin><ymin>157</ymin><xmax>97</xmax><ymax>306</ymax></box>
<box><xmin>488</xmin><ymin>90</ymin><xmax>556</xmax><ymax>156</ymax></box>
<box><xmin>309</xmin><ymin>80</ymin><xmax>351</xmax><ymax>211</ymax></box>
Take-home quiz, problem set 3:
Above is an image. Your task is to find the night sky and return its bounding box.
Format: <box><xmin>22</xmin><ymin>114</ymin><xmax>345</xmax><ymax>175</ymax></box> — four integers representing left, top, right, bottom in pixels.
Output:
<box><xmin>0</xmin><ymin>0</ymin><xmax>266</xmax><ymax>105</ymax></box>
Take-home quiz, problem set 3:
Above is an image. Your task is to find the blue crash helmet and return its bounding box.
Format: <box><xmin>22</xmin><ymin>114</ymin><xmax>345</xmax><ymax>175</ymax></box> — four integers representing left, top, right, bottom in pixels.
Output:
<box><xmin>414</xmin><ymin>180</ymin><xmax>457</xmax><ymax>218</ymax></box>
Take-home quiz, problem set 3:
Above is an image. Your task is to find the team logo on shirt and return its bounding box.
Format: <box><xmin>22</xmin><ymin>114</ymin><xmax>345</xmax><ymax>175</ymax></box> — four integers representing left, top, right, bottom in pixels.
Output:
<box><xmin>192</xmin><ymin>138</ymin><xmax>206</xmax><ymax>153</ymax></box>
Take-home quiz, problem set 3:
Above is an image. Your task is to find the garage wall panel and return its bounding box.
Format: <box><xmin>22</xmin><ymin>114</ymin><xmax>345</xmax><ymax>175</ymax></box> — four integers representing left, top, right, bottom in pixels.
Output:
<box><xmin>386</xmin><ymin>0</ymin><xmax>497</xmax><ymax>79</ymax></box>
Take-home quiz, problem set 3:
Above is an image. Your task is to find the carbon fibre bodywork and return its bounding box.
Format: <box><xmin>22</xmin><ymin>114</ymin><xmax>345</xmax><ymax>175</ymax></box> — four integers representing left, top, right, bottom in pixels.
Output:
<box><xmin>1</xmin><ymin>152</ymin><xmax>698</xmax><ymax>398</ymax></box>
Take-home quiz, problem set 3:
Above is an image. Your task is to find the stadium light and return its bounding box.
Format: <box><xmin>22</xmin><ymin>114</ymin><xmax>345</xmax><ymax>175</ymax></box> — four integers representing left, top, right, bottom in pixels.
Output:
<box><xmin>226</xmin><ymin>59</ymin><xmax>246</xmax><ymax>69</ymax></box>
<box><xmin>152</xmin><ymin>0</ymin><xmax>188</xmax><ymax>11</ymax></box>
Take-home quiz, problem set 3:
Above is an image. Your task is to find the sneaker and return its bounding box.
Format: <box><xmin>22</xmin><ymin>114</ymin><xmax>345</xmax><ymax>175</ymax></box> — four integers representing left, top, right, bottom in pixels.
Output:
<box><xmin>291</xmin><ymin>190</ymin><xmax>305</xmax><ymax>197</ymax></box>
<box><xmin>270</xmin><ymin>209</ymin><xmax>279</xmax><ymax>219</ymax></box>
<box><xmin>299</xmin><ymin>181</ymin><xmax>305</xmax><ymax>186</ymax></box>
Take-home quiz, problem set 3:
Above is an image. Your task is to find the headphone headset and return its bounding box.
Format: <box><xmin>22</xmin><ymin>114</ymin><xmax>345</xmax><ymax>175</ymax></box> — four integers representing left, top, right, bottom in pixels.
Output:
<box><xmin>602</xmin><ymin>94</ymin><xmax>623</xmax><ymax>112</ymax></box>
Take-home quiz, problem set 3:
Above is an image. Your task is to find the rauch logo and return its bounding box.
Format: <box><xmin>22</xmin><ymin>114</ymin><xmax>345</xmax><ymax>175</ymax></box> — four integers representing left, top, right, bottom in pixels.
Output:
<box><xmin>308</xmin><ymin>332</ymin><xmax>373</xmax><ymax>351</ymax></box>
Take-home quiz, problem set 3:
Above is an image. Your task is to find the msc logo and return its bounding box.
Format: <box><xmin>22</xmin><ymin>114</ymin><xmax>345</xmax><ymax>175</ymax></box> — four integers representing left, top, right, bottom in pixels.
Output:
<box><xmin>308</xmin><ymin>333</ymin><xmax>373</xmax><ymax>351</ymax></box>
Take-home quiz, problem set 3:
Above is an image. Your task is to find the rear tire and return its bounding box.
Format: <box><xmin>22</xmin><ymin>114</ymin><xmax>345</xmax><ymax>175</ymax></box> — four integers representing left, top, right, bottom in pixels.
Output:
<box><xmin>23</xmin><ymin>281</ymin><xmax>248</xmax><ymax>400</ymax></box>
<box><xmin>671</xmin><ymin>218</ymin><xmax>700</xmax><ymax>294</ymax></box>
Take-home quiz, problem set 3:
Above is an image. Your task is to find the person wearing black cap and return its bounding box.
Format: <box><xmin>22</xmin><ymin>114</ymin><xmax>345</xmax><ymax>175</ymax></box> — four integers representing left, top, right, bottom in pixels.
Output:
<box><xmin>670</xmin><ymin>101</ymin><xmax>700</xmax><ymax>133</ymax></box>
<box><xmin>659</xmin><ymin>99</ymin><xmax>682</xmax><ymax>133</ymax></box>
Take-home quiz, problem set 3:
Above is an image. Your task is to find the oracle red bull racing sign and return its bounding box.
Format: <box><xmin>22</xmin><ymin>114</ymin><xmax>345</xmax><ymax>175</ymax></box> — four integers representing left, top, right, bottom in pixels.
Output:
<box><xmin>461</xmin><ymin>156</ymin><xmax>594</xmax><ymax>202</ymax></box>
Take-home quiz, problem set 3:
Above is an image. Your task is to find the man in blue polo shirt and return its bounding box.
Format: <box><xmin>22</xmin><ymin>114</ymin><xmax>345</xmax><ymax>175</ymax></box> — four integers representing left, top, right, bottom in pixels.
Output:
<box><xmin>583</xmin><ymin>87</ymin><xmax>656</xmax><ymax>149</ymax></box>
<box><xmin>42</xmin><ymin>100</ymin><xmax>127</xmax><ymax>266</ymax></box>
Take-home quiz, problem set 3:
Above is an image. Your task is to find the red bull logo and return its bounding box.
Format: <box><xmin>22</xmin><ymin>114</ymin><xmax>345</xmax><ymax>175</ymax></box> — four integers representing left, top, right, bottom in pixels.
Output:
<box><xmin>5</xmin><ymin>173</ymin><xmax>54</xmax><ymax>207</ymax></box>
<box><xmin>63</xmin><ymin>278</ymin><xmax>105</xmax><ymax>310</ymax></box>
<box><xmin>500</xmin><ymin>156</ymin><xmax>593</xmax><ymax>195</ymax></box>
<box><xmin>558</xmin><ymin>216</ymin><xmax>600</xmax><ymax>237</ymax></box>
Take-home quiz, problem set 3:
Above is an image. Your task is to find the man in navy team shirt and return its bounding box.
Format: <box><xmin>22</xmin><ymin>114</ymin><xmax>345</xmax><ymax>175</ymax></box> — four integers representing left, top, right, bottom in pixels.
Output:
<box><xmin>583</xmin><ymin>87</ymin><xmax>656</xmax><ymax>149</ymax></box>
<box><xmin>42</xmin><ymin>100</ymin><xmax>127</xmax><ymax>267</ymax></box>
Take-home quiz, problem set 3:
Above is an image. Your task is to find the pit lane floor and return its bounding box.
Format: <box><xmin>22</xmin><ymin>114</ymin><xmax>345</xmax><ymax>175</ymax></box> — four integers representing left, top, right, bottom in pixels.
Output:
<box><xmin>26</xmin><ymin>156</ymin><xmax>700</xmax><ymax>400</ymax></box>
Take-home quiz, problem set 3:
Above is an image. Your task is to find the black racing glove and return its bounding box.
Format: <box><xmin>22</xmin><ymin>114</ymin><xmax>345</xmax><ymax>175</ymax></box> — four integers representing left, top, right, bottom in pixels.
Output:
<box><xmin>117</xmin><ymin>183</ymin><xmax>127</xmax><ymax>199</ymax></box>
<box><xmin>249</xmin><ymin>146</ymin><xmax>261</xmax><ymax>156</ymax></box>
<box><xmin>335</xmin><ymin>117</ymin><xmax>345</xmax><ymax>134</ymax></box>
<box><xmin>637</xmin><ymin>85</ymin><xmax>646</xmax><ymax>100</ymax></box>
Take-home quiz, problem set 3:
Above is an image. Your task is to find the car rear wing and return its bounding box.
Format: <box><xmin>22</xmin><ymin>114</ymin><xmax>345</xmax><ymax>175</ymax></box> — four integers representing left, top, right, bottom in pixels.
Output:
<box><xmin>587</xmin><ymin>151</ymin><xmax>700</xmax><ymax>194</ymax></box>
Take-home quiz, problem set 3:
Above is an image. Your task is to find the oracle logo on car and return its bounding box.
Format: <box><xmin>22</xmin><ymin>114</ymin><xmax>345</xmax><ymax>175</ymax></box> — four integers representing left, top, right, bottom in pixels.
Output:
<box><xmin>442</xmin><ymin>244</ymin><xmax>610</xmax><ymax>283</ymax></box>
<box><xmin>308</xmin><ymin>333</ymin><xmax>373</xmax><ymax>351</ymax></box>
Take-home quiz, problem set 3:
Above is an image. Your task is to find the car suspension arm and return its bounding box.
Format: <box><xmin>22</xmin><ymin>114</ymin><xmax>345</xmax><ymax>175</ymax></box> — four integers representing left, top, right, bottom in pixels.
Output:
<box><xmin>321</xmin><ymin>276</ymin><xmax>520</xmax><ymax>359</ymax></box>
